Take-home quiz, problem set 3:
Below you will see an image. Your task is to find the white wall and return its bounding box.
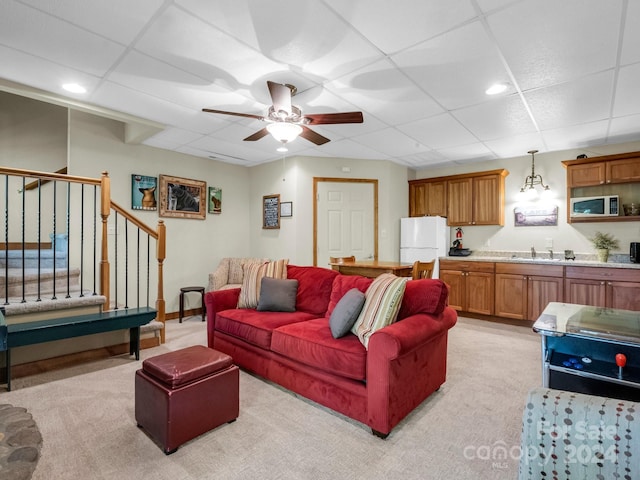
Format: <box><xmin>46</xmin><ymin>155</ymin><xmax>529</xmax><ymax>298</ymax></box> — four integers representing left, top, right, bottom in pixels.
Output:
<box><xmin>413</xmin><ymin>143</ymin><xmax>640</xmax><ymax>256</ymax></box>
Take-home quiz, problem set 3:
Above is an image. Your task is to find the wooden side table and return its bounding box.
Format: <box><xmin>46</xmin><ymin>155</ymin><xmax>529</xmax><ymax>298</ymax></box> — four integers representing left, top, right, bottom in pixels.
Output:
<box><xmin>179</xmin><ymin>286</ymin><xmax>205</xmax><ymax>323</ymax></box>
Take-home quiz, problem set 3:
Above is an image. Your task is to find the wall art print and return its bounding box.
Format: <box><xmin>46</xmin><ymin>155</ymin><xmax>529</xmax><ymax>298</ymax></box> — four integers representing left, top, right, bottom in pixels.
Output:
<box><xmin>131</xmin><ymin>174</ymin><xmax>158</xmax><ymax>211</ymax></box>
<box><xmin>514</xmin><ymin>204</ymin><xmax>558</xmax><ymax>226</ymax></box>
<box><xmin>208</xmin><ymin>186</ymin><xmax>222</xmax><ymax>214</ymax></box>
<box><xmin>159</xmin><ymin>174</ymin><xmax>206</xmax><ymax>220</ymax></box>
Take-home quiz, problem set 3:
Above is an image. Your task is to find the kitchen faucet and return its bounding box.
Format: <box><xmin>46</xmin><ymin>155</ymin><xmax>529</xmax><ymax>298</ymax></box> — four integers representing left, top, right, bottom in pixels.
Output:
<box><xmin>531</xmin><ymin>246</ymin><xmax>536</xmax><ymax>258</ymax></box>
<box><xmin>548</xmin><ymin>248</ymin><xmax>554</xmax><ymax>259</ymax></box>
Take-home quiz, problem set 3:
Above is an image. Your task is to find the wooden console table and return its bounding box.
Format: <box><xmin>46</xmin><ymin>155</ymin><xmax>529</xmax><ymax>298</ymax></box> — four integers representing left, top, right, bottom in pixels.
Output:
<box><xmin>329</xmin><ymin>260</ymin><xmax>413</xmax><ymax>278</ymax></box>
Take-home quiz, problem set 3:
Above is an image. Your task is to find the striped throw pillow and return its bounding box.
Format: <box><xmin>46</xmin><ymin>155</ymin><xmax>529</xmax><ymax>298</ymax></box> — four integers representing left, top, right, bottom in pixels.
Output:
<box><xmin>351</xmin><ymin>273</ymin><xmax>407</xmax><ymax>349</ymax></box>
<box><xmin>237</xmin><ymin>259</ymin><xmax>289</xmax><ymax>308</ymax></box>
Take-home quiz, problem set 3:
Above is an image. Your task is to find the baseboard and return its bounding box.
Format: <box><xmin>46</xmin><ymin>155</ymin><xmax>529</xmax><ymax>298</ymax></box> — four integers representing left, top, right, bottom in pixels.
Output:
<box><xmin>165</xmin><ymin>308</ymin><xmax>203</xmax><ymax>321</ymax></box>
<box><xmin>7</xmin><ymin>336</ymin><xmax>160</xmax><ymax>380</ymax></box>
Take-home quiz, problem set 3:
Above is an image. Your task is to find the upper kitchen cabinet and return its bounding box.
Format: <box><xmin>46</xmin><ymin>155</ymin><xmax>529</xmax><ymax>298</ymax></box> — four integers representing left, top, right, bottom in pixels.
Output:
<box><xmin>447</xmin><ymin>170</ymin><xmax>508</xmax><ymax>226</ymax></box>
<box><xmin>563</xmin><ymin>151</ymin><xmax>640</xmax><ymax>223</ymax></box>
<box><xmin>408</xmin><ymin>179</ymin><xmax>447</xmax><ymax>217</ymax></box>
<box><xmin>408</xmin><ymin>169</ymin><xmax>508</xmax><ymax>226</ymax></box>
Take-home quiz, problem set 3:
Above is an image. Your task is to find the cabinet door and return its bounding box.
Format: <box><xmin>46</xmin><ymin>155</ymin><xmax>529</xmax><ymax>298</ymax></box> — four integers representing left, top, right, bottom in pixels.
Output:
<box><xmin>409</xmin><ymin>183</ymin><xmax>427</xmax><ymax>217</ymax></box>
<box><xmin>606</xmin><ymin>280</ymin><xmax>640</xmax><ymax>310</ymax></box>
<box><xmin>447</xmin><ymin>178</ymin><xmax>473</xmax><ymax>226</ymax></box>
<box><xmin>606</xmin><ymin>158</ymin><xmax>640</xmax><ymax>184</ymax></box>
<box><xmin>567</xmin><ymin>162</ymin><xmax>606</xmax><ymax>187</ymax></box>
<box><xmin>440</xmin><ymin>270</ymin><xmax>464</xmax><ymax>311</ymax></box>
<box><xmin>494</xmin><ymin>273</ymin><xmax>527</xmax><ymax>320</ymax></box>
<box><xmin>466</xmin><ymin>271</ymin><xmax>494</xmax><ymax>315</ymax></box>
<box><xmin>473</xmin><ymin>174</ymin><xmax>503</xmax><ymax>225</ymax></box>
<box><xmin>565</xmin><ymin>278</ymin><xmax>606</xmax><ymax>307</ymax></box>
<box><xmin>527</xmin><ymin>276</ymin><xmax>563</xmax><ymax>321</ymax></box>
<box><xmin>426</xmin><ymin>180</ymin><xmax>447</xmax><ymax>217</ymax></box>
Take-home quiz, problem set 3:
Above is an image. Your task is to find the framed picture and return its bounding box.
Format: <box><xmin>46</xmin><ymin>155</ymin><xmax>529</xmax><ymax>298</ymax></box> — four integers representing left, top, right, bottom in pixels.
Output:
<box><xmin>514</xmin><ymin>205</ymin><xmax>558</xmax><ymax>226</ymax></box>
<box><xmin>208</xmin><ymin>186</ymin><xmax>222</xmax><ymax>214</ymax></box>
<box><xmin>263</xmin><ymin>194</ymin><xmax>280</xmax><ymax>229</ymax></box>
<box><xmin>159</xmin><ymin>174</ymin><xmax>206</xmax><ymax>220</ymax></box>
<box><xmin>131</xmin><ymin>174</ymin><xmax>157</xmax><ymax>211</ymax></box>
<box><xmin>280</xmin><ymin>201</ymin><xmax>292</xmax><ymax>217</ymax></box>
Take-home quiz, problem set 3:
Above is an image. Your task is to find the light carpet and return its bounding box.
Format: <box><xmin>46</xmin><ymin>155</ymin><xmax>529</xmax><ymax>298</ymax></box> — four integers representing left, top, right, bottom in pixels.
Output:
<box><xmin>3</xmin><ymin>316</ymin><xmax>541</xmax><ymax>480</ymax></box>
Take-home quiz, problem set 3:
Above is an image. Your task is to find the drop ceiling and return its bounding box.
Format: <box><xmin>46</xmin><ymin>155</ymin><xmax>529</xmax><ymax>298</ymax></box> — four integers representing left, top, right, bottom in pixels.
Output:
<box><xmin>1</xmin><ymin>0</ymin><xmax>639</xmax><ymax>168</ymax></box>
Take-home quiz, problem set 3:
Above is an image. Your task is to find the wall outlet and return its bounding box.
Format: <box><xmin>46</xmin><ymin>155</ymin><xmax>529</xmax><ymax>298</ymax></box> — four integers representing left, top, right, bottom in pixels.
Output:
<box><xmin>545</xmin><ymin>237</ymin><xmax>553</xmax><ymax>249</ymax></box>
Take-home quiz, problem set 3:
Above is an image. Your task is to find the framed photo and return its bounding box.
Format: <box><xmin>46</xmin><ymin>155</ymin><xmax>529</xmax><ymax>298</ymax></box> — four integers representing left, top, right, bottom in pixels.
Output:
<box><xmin>280</xmin><ymin>201</ymin><xmax>292</xmax><ymax>217</ymax></box>
<box><xmin>159</xmin><ymin>174</ymin><xmax>206</xmax><ymax>220</ymax></box>
<box><xmin>263</xmin><ymin>194</ymin><xmax>280</xmax><ymax>229</ymax></box>
<box><xmin>208</xmin><ymin>186</ymin><xmax>222</xmax><ymax>214</ymax></box>
<box><xmin>131</xmin><ymin>174</ymin><xmax>157</xmax><ymax>211</ymax></box>
<box><xmin>514</xmin><ymin>205</ymin><xmax>558</xmax><ymax>227</ymax></box>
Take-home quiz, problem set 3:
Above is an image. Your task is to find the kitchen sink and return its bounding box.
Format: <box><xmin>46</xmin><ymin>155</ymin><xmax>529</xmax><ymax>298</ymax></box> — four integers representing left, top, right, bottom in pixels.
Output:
<box><xmin>511</xmin><ymin>257</ymin><xmax>562</xmax><ymax>262</ymax></box>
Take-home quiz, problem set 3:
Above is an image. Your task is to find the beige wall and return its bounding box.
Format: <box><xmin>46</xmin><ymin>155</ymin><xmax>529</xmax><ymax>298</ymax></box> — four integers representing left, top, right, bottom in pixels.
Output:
<box><xmin>413</xmin><ymin>143</ymin><xmax>640</xmax><ymax>256</ymax></box>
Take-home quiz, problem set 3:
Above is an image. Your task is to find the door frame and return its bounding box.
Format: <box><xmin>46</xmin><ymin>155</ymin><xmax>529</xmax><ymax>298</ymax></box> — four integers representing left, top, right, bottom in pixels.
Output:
<box><xmin>313</xmin><ymin>177</ymin><xmax>378</xmax><ymax>267</ymax></box>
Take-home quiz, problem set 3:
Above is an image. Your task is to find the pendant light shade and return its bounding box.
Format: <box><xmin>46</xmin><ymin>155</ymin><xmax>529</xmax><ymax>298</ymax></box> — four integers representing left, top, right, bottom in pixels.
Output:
<box><xmin>266</xmin><ymin>122</ymin><xmax>303</xmax><ymax>143</ymax></box>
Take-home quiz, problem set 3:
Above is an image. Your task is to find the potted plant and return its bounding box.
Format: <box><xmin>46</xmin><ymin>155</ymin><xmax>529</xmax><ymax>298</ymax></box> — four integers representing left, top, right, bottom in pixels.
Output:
<box><xmin>589</xmin><ymin>231</ymin><xmax>619</xmax><ymax>262</ymax></box>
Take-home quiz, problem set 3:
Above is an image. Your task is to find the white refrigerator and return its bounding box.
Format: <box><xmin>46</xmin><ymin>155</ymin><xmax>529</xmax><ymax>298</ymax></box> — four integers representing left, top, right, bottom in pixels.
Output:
<box><xmin>400</xmin><ymin>216</ymin><xmax>449</xmax><ymax>278</ymax></box>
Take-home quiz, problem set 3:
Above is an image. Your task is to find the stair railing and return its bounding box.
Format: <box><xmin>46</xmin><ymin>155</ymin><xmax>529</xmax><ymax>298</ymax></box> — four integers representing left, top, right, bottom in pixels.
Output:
<box><xmin>0</xmin><ymin>167</ymin><xmax>166</xmax><ymax>342</ymax></box>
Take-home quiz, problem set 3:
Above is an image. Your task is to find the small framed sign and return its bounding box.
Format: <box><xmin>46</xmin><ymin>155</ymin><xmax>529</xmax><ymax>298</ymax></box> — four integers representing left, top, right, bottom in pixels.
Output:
<box><xmin>263</xmin><ymin>194</ymin><xmax>280</xmax><ymax>229</ymax></box>
<box><xmin>280</xmin><ymin>201</ymin><xmax>292</xmax><ymax>217</ymax></box>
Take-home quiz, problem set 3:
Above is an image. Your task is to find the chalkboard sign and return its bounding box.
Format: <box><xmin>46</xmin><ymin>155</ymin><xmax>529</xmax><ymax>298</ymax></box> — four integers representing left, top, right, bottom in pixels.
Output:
<box><xmin>263</xmin><ymin>194</ymin><xmax>280</xmax><ymax>229</ymax></box>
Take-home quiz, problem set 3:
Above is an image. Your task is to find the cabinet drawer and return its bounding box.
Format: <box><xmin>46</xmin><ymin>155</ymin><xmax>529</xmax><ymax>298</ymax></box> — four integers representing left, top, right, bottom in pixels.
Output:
<box><xmin>495</xmin><ymin>263</ymin><xmax>563</xmax><ymax>277</ymax></box>
<box><xmin>565</xmin><ymin>266</ymin><xmax>639</xmax><ymax>282</ymax></box>
<box><xmin>440</xmin><ymin>260</ymin><xmax>495</xmax><ymax>273</ymax></box>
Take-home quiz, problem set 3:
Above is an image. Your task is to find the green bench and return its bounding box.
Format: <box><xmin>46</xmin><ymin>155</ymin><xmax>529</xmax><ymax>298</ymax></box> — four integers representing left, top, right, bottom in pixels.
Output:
<box><xmin>1</xmin><ymin>307</ymin><xmax>156</xmax><ymax>391</ymax></box>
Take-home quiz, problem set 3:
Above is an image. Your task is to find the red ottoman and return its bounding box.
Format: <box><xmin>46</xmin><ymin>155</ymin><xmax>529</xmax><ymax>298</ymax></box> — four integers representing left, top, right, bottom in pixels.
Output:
<box><xmin>135</xmin><ymin>345</ymin><xmax>239</xmax><ymax>454</ymax></box>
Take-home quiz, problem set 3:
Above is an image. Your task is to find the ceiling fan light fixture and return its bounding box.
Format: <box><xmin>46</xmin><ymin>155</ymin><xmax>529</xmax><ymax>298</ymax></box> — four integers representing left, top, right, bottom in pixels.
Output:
<box><xmin>266</xmin><ymin>122</ymin><xmax>303</xmax><ymax>143</ymax></box>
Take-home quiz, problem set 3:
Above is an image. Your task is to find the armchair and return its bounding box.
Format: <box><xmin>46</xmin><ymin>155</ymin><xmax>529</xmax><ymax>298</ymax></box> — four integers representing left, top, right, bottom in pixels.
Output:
<box><xmin>207</xmin><ymin>257</ymin><xmax>268</xmax><ymax>292</ymax></box>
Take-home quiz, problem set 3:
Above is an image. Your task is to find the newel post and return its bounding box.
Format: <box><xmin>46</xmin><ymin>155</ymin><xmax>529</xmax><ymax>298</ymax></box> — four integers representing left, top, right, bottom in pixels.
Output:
<box><xmin>156</xmin><ymin>220</ymin><xmax>166</xmax><ymax>343</ymax></box>
<box><xmin>100</xmin><ymin>171</ymin><xmax>111</xmax><ymax>307</ymax></box>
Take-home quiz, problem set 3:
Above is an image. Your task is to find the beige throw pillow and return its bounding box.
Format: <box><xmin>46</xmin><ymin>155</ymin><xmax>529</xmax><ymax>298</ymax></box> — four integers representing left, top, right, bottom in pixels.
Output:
<box><xmin>237</xmin><ymin>259</ymin><xmax>289</xmax><ymax>309</ymax></box>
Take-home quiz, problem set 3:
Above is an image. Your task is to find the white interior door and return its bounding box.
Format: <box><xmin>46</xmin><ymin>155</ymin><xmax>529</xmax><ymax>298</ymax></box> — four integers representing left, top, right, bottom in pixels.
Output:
<box><xmin>316</xmin><ymin>181</ymin><xmax>375</xmax><ymax>267</ymax></box>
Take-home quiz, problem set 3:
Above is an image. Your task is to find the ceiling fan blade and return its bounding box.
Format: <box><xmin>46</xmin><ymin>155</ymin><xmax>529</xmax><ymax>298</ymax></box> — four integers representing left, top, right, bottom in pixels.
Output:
<box><xmin>300</xmin><ymin>126</ymin><xmax>330</xmax><ymax>145</ymax></box>
<box><xmin>243</xmin><ymin>128</ymin><xmax>270</xmax><ymax>142</ymax></box>
<box><xmin>267</xmin><ymin>81</ymin><xmax>292</xmax><ymax>116</ymax></box>
<box><xmin>202</xmin><ymin>108</ymin><xmax>264</xmax><ymax>121</ymax></box>
<box><xmin>304</xmin><ymin>111</ymin><xmax>363</xmax><ymax>125</ymax></box>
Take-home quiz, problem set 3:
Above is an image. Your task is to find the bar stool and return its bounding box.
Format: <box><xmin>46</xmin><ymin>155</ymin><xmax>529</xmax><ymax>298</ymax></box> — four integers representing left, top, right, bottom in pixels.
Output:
<box><xmin>179</xmin><ymin>286</ymin><xmax>205</xmax><ymax>323</ymax></box>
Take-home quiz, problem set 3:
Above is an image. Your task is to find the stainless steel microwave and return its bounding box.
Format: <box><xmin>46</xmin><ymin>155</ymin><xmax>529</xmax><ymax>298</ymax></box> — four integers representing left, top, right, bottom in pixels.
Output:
<box><xmin>570</xmin><ymin>195</ymin><xmax>619</xmax><ymax>217</ymax></box>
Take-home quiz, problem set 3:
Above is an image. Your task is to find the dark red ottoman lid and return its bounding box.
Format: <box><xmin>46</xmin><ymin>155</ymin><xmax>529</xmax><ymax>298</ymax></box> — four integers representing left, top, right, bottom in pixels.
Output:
<box><xmin>142</xmin><ymin>345</ymin><xmax>233</xmax><ymax>388</ymax></box>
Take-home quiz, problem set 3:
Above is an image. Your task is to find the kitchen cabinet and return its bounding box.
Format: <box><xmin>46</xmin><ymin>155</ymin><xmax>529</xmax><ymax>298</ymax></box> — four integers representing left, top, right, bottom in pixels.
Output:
<box><xmin>408</xmin><ymin>179</ymin><xmax>446</xmax><ymax>217</ymax></box>
<box><xmin>494</xmin><ymin>263</ymin><xmax>564</xmax><ymax>321</ymax></box>
<box><xmin>447</xmin><ymin>171</ymin><xmax>507</xmax><ymax>226</ymax></box>
<box><xmin>564</xmin><ymin>266</ymin><xmax>640</xmax><ymax>311</ymax></box>
<box><xmin>439</xmin><ymin>260</ymin><xmax>494</xmax><ymax>315</ymax></box>
<box><xmin>408</xmin><ymin>169</ymin><xmax>507</xmax><ymax>225</ymax></box>
<box><xmin>562</xmin><ymin>151</ymin><xmax>640</xmax><ymax>223</ymax></box>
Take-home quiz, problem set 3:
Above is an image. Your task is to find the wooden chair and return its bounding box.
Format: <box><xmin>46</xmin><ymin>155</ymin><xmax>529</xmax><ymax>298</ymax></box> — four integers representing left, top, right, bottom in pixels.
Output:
<box><xmin>329</xmin><ymin>256</ymin><xmax>355</xmax><ymax>271</ymax></box>
<box><xmin>411</xmin><ymin>260</ymin><xmax>435</xmax><ymax>280</ymax></box>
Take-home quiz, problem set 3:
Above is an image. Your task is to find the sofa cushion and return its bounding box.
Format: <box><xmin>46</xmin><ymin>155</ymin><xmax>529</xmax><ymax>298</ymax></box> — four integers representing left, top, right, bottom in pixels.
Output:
<box><xmin>329</xmin><ymin>288</ymin><xmax>365</xmax><ymax>338</ymax></box>
<box><xmin>257</xmin><ymin>277</ymin><xmax>299</xmax><ymax>312</ymax></box>
<box><xmin>325</xmin><ymin>275</ymin><xmax>373</xmax><ymax>319</ymax></box>
<box><xmin>397</xmin><ymin>279</ymin><xmax>449</xmax><ymax>320</ymax></box>
<box><xmin>237</xmin><ymin>259</ymin><xmax>289</xmax><ymax>309</ymax></box>
<box><xmin>286</xmin><ymin>265</ymin><xmax>338</xmax><ymax>316</ymax></box>
<box><xmin>216</xmin><ymin>308</ymin><xmax>317</xmax><ymax>349</ymax></box>
<box><xmin>351</xmin><ymin>273</ymin><xmax>407</xmax><ymax>348</ymax></box>
<box><xmin>271</xmin><ymin>318</ymin><xmax>367</xmax><ymax>381</ymax></box>
<box><xmin>228</xmin><ymin>257</ymin><xmax>268</xmax><ymax>285</ymax></box>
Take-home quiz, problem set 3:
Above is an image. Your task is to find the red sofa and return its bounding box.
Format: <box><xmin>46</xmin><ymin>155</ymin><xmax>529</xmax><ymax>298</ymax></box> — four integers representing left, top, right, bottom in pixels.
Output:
<box><xmin>205</xmin><ymin>264</ymin><xmax>457</xmax><ymax>438</ymax></box>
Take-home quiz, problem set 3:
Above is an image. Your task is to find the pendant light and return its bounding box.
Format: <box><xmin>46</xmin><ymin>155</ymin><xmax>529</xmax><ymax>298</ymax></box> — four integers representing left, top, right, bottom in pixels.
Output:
<box><xmin>519</xmin><ymin>150</ymin><xmax>549</xmax><ymax>199</ymax></box>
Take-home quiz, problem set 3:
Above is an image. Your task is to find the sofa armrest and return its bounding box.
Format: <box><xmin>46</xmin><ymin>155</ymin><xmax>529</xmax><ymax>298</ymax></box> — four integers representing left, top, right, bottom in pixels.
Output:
<box><xmin>366</xmin><ymin>307</ymin><xmax>457</xmax><ymax>435</ymax></box>
<box><xmin>205</xmin><ymin>288</ymin><xmax>240</xmax><ymax>347</ymax></box>
<box><xmin>208</xmin><ymin>259</ymin><xmax>230</xmax><ymax>292</ymax></box>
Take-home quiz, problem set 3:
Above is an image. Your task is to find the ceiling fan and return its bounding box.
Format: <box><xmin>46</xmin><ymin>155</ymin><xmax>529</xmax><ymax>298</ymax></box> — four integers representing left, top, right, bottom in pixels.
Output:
<box><xmin>202</xmin><ymin>81</ymin><xmax>363</xmax><ymax>146</ymax></box>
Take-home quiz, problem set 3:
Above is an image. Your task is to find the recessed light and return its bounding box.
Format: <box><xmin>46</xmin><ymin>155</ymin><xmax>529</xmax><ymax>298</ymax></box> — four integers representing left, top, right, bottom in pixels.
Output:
<box><xmin>62</xmin><ymin>83</ymin><xmax>86</xmax><ymax>94</ymax></box>
<box><xmin>485</xmin><ymin>83</ymin><xmax>508</xmax><ymax>95</ymax></box>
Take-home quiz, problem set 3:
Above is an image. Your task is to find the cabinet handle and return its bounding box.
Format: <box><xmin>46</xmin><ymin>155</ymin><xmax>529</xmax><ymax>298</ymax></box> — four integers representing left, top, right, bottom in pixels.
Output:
<box><xmin>600</xmin><ymin>281</ymin><xmax>605</xmax><ymax>285</ymax></box>
<box><xmin>607</xmin><ymin>282</ymin><xmax>612</xmax><ymax>286</ymax></box>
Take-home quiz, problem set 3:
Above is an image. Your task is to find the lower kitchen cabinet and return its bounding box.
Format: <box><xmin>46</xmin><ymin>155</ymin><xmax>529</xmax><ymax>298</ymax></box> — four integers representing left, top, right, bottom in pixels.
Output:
<box><xmin>439</xmin><ymin>260</ymin><xmax>495</xmax><ymax>315</ymax></box>
<box><xmin>494</xmin><ymin>263</ymin><xmax>564</xmax><ymax>321</ymax></box>
<box><xmin>565</xmin><ymin>266</ymin><xmax>640</xmax><ymax>310</ymax></box>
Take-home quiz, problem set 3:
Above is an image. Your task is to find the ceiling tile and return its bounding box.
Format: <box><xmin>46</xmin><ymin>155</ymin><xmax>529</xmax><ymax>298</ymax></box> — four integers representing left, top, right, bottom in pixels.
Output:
<box><xmin>541</xmin><ymin>120</ymin><xmax>610</xmax><ymax>151</ymax></box>
<box><xmin>352</xmin><ymin>128</ymin><xmax>431</xmax><ymax>158</ymax></box>
<box><xmin>607</xmin><ymin>114</ymin><xmax>640</xmax><ymax>143</ymax></box>
<box><xmin>613</xmin><ymin>62</ymin><xmax>640</xmax><ymax>118</ymax></box>
<box><xmin>438</xmin><ymin>143</ymin><xmax>496</xmax><ymax>163</ymax></box>
<box><xmin>397</xmin><ymin>113</ymin><xmax>479</xmax><ymax>150</ymax></box>
<box><xmin>620</xmin><ymin>0</ymin><xmax>640</xmax><ymax>66</ymax></box>
<box><xmin>488</xmin><ymin>0</ymin><xmax>623</xmax><ymax>91</ymax></box>
<box><xmin>483</xmin><ymin>132</ymin><xmax>545</xmax><ymax>159</ymax></box>
<box><xmin>326</xmin><ymin>0</ymin><xmax>476</xmax><ymax>54</ymax></box>
<box><xmin>392</xmin><ymin>20</ymin><xmax>510</xmax><ymax>110</ymax></box>
<box><xmin>525</xmin><ymin>71</ymin><xmax>615</xmax><ymax>130</ymax></box>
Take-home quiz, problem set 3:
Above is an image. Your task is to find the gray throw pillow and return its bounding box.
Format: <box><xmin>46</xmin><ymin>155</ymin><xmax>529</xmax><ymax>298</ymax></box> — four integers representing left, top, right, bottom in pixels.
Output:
<box><xmin>329</xmin><ymin>288</ymin><xmax>366</xmax><ymax>338</ymax></box>
<box><xmin>257</xmin><ymin>277</ymin><xmax>299</xmax><ymax>312</ymax></box>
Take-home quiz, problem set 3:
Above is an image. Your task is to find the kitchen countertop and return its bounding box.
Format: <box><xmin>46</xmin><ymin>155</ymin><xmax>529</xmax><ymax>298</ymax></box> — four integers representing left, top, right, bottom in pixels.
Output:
<box><xmin>440</xmin><ymin>252</ymin><xmax>640</xmax><ymax>269</ymax></box>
